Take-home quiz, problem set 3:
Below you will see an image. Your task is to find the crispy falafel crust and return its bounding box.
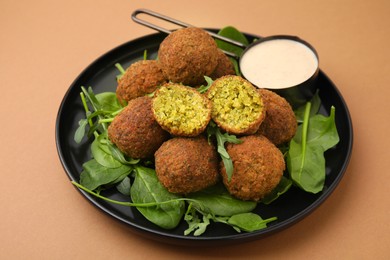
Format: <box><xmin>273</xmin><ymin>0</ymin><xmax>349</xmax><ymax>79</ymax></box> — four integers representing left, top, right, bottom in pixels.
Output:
<box><xmin>207</xmin><ymin>75</ymin><xmax>265</xmax><ymax>135</ymax></box>
<box><xmin>154</xmin><ymin>136</ymin><xmax>220</xmax><ymax>194</ymax></box>
<box><xmin>210</xmin><ymin>49</ymin><xmax>236</xmax><ymax>79</ymax></box>
<box><xmin>108</xmin><ymin>96</ymin><xmax>170</xmax><ymax>159</ymax></box>
<box><xmin>257</xmin><ymin>89</ymin><xmax>297</xmax><ymax>145</ymax></box>
<box><xmin>116</xmin><ymin>60</ymin><xmax>167</xmax><ymax>104</ymax></box>
<box><xmin>152</xmin><ymin>83</ymin><xmax>212</xmax><ymax>137</ymax></box>
<box><xmin>221</xmin><ymin>135</ymin><xmax>285</xmax><ymax>201</ymax></box>
<box><xmin>158</xmin><ymin>27</ymin><xmax>219</xmax><ymax>86</ymax></box>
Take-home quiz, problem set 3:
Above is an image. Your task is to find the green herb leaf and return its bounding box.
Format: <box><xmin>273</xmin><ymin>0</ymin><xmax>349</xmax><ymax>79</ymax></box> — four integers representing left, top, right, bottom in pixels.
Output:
<box><xmin>216</xmin><ymin>26</ymin><xmax>250</xmax><ymax>75</ymax></box>
<box><xmin>187</xmin><ymin>184</ymin><xmax>257</xmax><ymax>217</ymax></box>
<box><xmin>207</xmin><ymin>122</ymin><xmax>242</xmax><ymax>181</ymax></box>
<box><xmin>115</xmin><ymin>63</ymin><xmax>126</xmax><ymax>81</ymax></box>
<box><xmin>227</xmin><ymin>213</ymin><xmax>277</xmax><ymax>232</ymax></box>
<box><xmin>261</xmin><ymin>176</ymin><xmax>293</xmax><ymax>204</ymax></box>
<box><xmin>74</xmin><ymin>118</ymin><xmax>88</xmax><ymax>143</ymax></box>
<box><xmin>80</xmin><ymin>159</ymin><xmax>132</xmax><ymax>190</ymax></box>
<box><xmin>95</xmin><ymin>92</ymin><xmax>123</xmax><ymax>112</ymax></box>
<box><xmin>91</xmin><ymin>134</ymin><xmax>122</xmax><ymax>168</ymax></box>
<box><xmin>216</xmin><ymin>26</ymin><xmax>249</xmax><ymax>57</ymax></box>
<box><xmin>131</xmin><ymin>166</ymin><xmax>185</xmax><ymax>229</ymax></box>
<box><xmin>294</xmin><ymin>90</ymin><xmax>321</xmax><ymax>122</ymax></box>
<box><xmin>287</xmin><ymin>100</ymin><xmax>339</xmax><ymax>193</ymax></box>
<box><xmin>116</xmin><ymin>176</ymin><xmax>131</xmax><ymax>196</ymax></box>
<box><xmin>197</xmin><ymin>76</ymin><xmax>214</xmax><ymax>93</ymax></box>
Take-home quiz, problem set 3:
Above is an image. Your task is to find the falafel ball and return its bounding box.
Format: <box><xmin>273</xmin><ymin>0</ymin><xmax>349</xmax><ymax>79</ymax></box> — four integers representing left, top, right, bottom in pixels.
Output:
<box><xmin>154</xmin><ymin>136</ymin><xmax>219</xmax><ymax>194</ymax></box>
<box><xmin>158</xmin><ymin>27</ymin><xmax>219</xmax><ymax>86</ymax></box>
<box><xmin>210</xmin><ymin>49</ymin><xmax>236</xmax><ymax>79</ymax></box>
<box><xmin>207</xmin><ymin>75</ymin><xmax>266</xmax><ymax>135</ymax></box>
<box><xmin>108</xmin><ymin>96</ymin><xmax>170</xmax><ymax>159</ymax></box>
<box><xmin>256</xmin><ymin>89</ymin><xmax>297</xmax><ymax>146</ymax></box>
<box><xmin>116</xmin><ymin>60</ymin><xmax>167</xmax><ymax>105</ymax></box>
<box><xmin>152</xmin><ymin>83</ymin><xmax>212</xmax><ymax>137</ymax></box>
<box><xmin>220</xmin><ymin>135</ymin><xmax>285</xmax><ymax>201</ymax></box>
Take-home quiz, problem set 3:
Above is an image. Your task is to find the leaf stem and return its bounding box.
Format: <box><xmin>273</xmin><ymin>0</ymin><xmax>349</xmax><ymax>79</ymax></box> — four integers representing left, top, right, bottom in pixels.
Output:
<box><xmin>72</xmin><ymin>181</ymin><xmax>199</xmax><ymax>208</ymax></box>
<box><xmin>299</xmin><ymin>101</ymin><xmax>312</xmax><ymax>171</ymax></box>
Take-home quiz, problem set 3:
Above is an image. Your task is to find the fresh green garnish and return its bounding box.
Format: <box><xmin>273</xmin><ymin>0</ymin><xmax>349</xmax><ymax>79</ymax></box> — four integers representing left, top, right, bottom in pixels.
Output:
<box><xmin>287</xmin><ymin>95</ymin><xmax>339</xmax><ymax>193</ymax></box>
<box><xmin>206</xmin><ymin>121</ymin><xmax>242</xmax><ymax>181</ymax></box>
<box><xmin>216</xmin><ymin>26</ymin><xmax>250</xmax><ymax>75</ymax></box>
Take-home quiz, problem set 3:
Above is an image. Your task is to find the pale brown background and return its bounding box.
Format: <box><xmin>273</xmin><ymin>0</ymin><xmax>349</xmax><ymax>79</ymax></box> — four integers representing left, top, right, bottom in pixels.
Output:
<box><xmin>1</xmin><ymin>0</ymin><xmax>389</xmax><ymax>259</ymax></box>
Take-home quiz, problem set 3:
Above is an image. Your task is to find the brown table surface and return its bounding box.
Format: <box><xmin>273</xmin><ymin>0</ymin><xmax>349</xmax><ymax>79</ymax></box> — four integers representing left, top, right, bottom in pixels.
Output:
<box><xmin>1</xmin><ymin>0</ymin><xmax>389</xmax><ymax>259</ymax></box>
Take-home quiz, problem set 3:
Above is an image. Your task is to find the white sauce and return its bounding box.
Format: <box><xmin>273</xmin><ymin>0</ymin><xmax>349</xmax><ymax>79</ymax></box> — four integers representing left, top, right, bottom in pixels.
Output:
<box><xmin>240</xmin><ymin>39</ymin><xmax>318</xmax><ymax>89</ymax></box>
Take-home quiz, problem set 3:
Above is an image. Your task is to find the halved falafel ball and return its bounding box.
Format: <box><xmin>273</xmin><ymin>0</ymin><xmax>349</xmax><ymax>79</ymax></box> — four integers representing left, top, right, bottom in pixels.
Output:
<box><xmin>256</xmin><ymin>89</ymin><xmax>297</xmax><ymax>146</ymax></box>
<box><xmin>154</xmin><ymin>136</ymin><xmax>219</xmax><ymax>194</ymax></box>
<box><xmin>158</xmin><ymin>27</ymin><xmax>219</xmax><ymax>86</ymax></box>
<box><xmin>152</xmin><ymin>83</ymin><xmax>212</xmax><ymax>137</ymax></box>
<box><xmin>207</xmin><ymin>75</ymin><xmax>265</xmax><ymax>135</ymax></box>
<box><xmin>108</xmin><ymin>96</ymin><xmax>170</xmax><ymax>159</ymax></box>
<box><xmin>221</xmin><ymin>135</ymin><xmax>285</xmax><ymax>201</ymax></box>
<box><xmin>116</xmin><ymin>60</ymin><xmax>167</xmax><ymax>105</ymax></box>
<box><xmin>210</xmin><ymin>49</ymin><xmax>236</xmax><ymax>79</ymax></box>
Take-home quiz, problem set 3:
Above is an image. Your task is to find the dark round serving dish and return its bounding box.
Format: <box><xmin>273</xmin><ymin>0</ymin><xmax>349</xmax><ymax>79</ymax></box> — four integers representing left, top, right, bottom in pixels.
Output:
<box><xmin>55</xmin><ymin>30</ymin><xmax>353</xmax><ymax>246</ymax></box>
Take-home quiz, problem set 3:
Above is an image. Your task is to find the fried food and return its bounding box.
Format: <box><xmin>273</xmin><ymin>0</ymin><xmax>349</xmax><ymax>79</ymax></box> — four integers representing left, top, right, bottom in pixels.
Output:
<box><xmin>152</xmin><ymin>83</ymin><xmax>212</xmax><ymax>137</ymax></box>
<box><xmin>154</xmin><ymin>136</ymin><xmax>219</xmax><ymax>194</ymax></box>
<box><xmin>158</xmin><ymin>27</ymin><xmax>219</xmax><ymax>86</ymax></box>
<box><xmin>220</xmin><ymin>135</ymin><xmax>285</xmax><ymax>201</ymax></box>
<box><xmin>116</xmin><ymin>60</ymin><xmax>167</xmax><ymax>104</ymax></box>
<box><xmin>209</xmin><ymin>49</ymin><xmax>236</xmax><ymax>79</ymax></box>
<box><xmin>108</xmin><ymin>96</ymin><xmax>170</xmax><ymax>159</ymax></box>
<box><xmin>256</xmin><ymin>89</ymin><xmax>297</xmax><ymax>145</ymax></box>
<box><xmin>206</xmin><ymin>75</ymin><xmax>265</xmax><ymax>135</ymax></box>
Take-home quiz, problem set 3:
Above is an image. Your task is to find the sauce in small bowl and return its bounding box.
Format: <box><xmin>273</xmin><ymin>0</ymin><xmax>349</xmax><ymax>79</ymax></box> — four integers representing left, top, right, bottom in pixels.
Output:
<box><xmin>240</xmin><ymin>36</ymin><xmax>319</xmax><ymax>108</ymax></box>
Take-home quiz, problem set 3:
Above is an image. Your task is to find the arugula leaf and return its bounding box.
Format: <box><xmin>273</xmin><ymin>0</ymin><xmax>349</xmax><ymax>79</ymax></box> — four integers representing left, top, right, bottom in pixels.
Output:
<box><xmin>227</xmin><ymin>213</ymin><xmax>277</xmax><ymax>232</ymax></box>
<box><xmin>184</xmin><ymin>204</ymin><xmax>211</xmax><ymax>236</ymax></box>
<box><xmin>207</xmin><ymin>121</ymin><xmax>242</xmax><ymax>181</ymax></box>
<box><xmin>197</xmin><ymin>76</ymin><xmax>214</xmax><ymax>93</ymax></box>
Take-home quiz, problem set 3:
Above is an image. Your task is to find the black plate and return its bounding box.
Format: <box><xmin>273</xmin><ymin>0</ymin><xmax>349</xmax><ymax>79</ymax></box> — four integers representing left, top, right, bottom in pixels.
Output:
<box><xmin>55</xmin><ymin>30</ymin><xmax>353</xmax><ymax>246</ymax></box>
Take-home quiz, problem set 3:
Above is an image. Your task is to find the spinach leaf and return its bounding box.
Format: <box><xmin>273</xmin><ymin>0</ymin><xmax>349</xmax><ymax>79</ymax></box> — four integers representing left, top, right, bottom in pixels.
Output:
<box><xmin>116</xmin><ymin>176</ymin><xmax>131</xmax><ymax>196</ymax></box>
<box><xmin>261</xmin><ymin>176</ymin><xmax>293</xmax><ymax>204</ymax></box>
<box><xmin>95</xmin><ymin>92</ymin><xmax>123</xmax><ymax>112</ymax></box>
<box><xmin>80</xmin><ymin>159</ymin><xmax>132</xmax><ymax>190</ymax></box>
<box><xmin>131</xmin><ymin>166</ymin><xmax>185</xmax><ymax>229</ymax></box>
<box><xmin>216</xmin><ymin>26</ymin><xmax>249</xmax><ymax>56</ymax></box>
<box><xmin>187</xmin><ymin>184</ymin><xmax>256</xmax><ymax>216</ymax></box>
<box><xmin>294</xmin><ymin>90</ymin><xmax>321</xmax><ymax>122</ymax></box>
<box><xmin>216</xmin><ymin>26</ymin><xmax>249</xmax><ymax>75</ymax></box>
<box><xmin>91</xmin><ymin>134</ymin><xmax>122</xmax><ymax>168</ymax></box>
<box><xmin>287</xmin><ymin>142</ymin><xmax>326</xmax><ymax>193</ymax></box>
<box><xmin>287</xmin><ymin>102</ymin><xmax>339</xmax><ymax>193</ymax></box>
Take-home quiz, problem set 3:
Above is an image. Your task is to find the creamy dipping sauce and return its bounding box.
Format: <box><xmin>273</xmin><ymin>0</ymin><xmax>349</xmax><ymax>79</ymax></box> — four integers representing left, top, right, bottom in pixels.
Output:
<box><xmin>240</xmin><ymin>39</ymin><xmax>318</xmax><ymax>89</ymax></box>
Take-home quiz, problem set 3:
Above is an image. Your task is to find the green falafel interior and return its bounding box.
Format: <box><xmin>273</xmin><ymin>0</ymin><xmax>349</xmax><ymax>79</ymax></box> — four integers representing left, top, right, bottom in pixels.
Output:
<box><xmin>152</xmin><ymin>83</ymin><xmax>211</xmax><ymax>136</ymax></box>
<box><xmin>207</xmin><ymin>75</ymin><xmax>264</xmax><ymax>134</ymax></box>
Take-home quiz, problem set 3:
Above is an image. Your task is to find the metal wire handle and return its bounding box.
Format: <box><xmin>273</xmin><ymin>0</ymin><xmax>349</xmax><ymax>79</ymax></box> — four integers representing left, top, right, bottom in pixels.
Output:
<box><xmin>131</xmin><ymin>9</ymin><xmax>247</xmax><ymax>58</ymax></box>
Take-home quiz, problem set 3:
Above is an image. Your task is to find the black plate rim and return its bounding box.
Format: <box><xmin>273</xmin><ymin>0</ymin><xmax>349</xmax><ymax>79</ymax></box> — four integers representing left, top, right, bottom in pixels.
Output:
<box><xmin>55</xmin><ymin>29</ymin><xmax>353</xmax><ymax>245</ymax></box>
